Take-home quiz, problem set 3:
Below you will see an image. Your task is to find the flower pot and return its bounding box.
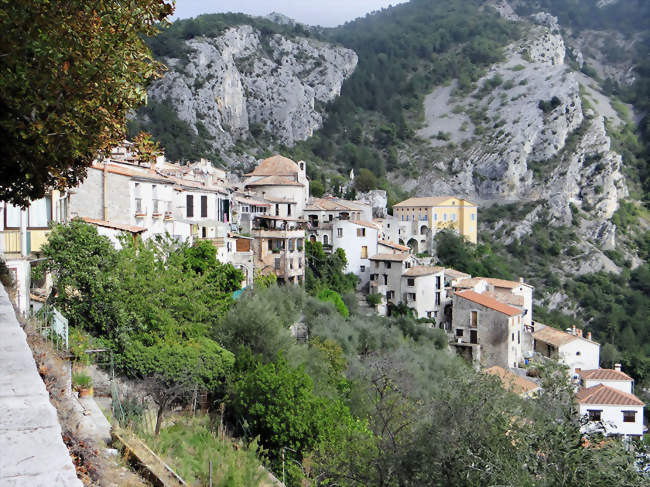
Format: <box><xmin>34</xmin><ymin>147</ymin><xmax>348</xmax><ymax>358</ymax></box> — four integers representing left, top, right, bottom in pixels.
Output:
<box><xmin>78</xmin><ymin>386</ymin><xmax>93</xmax><ymax>398</ymax></box>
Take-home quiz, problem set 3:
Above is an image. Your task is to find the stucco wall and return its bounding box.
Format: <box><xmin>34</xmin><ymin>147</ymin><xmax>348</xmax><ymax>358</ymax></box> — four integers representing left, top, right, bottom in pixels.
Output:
<box><xmin>558</xmin><ymin>340</ymin><xmax>600</xmax><ymax>377</ymax></box>
<box><xmin>578</xmin><ymin>404</ymin><xmax>644</xmax><ymax>437</ymax></box>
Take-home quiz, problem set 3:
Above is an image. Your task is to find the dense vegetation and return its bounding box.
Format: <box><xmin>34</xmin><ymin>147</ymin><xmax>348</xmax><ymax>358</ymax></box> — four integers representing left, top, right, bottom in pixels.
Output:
<box><xmin>40</xmin><ymin>221</ymin><xmax>649</xmax><ymax>486</ymax></box>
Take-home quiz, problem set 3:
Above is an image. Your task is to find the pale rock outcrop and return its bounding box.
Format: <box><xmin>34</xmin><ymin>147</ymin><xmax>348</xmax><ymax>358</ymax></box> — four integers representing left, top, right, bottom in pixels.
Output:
<box><xmin>148</xmin><ymin>25</ymin><xmax>357</xmax><ymax>150</ymax></box>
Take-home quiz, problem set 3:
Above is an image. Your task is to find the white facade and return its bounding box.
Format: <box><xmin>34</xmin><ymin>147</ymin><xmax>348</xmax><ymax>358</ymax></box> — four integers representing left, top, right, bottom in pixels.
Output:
<box><xmin>369</xmin><ymin>254</ymin><xmax>417</xmax><ymax>315</ymax></box>
<box><xmin>579</xmin><ymin>402</ymin><xmax>644</xmax><ymax>437</ymax></box>
<box><xmin>401</xmin><ymin>268</ymin><xmax>446</xmax><ymax>321</ymax></box>
<box><xmin>557</xmin><ymin>340</ymin><xmax>601</xmax><ymax>378</ymax></box>
<box><xmin>583</xmin><ymin>378</ymin><xmax>632</xmax><ymax>394</ymax></box>
<box><xmin>331</xmin><ymin>220</ymin><xmax>378</xmax><ymax>288</ymax></box>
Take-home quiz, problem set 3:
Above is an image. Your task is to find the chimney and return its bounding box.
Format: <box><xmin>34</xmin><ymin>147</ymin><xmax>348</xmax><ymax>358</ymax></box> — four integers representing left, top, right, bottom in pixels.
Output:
<box><xmin>519</xmin><ymin>277</ymin><xmax>524</xmax><ymax>283</ymax></box>
<box><xmin>614</xmin><ymin>363</ymin><xmax>621</xmax><ymax>372</ymax></box>
<box><xmin>572</xmin><ymin>325</ymin><xmax>577</xmax><ymax>336</ymax></box>
<box><xmin>577</xmin><ymin>329</ymin><xmax>582</xmax><ymax>337</ymax></box>
<box><xmin>587</xmin><ymin>332</ymin><xmax>592</xmax><ymax>341</ymax></box>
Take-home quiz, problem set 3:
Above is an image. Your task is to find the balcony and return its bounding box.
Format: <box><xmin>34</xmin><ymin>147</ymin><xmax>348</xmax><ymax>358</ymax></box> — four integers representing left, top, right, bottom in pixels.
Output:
<box><xmin>164</xmin><ymin>211</ymin><xmax>174</xmax><ymax>220</ymax></box>
<box><xmin>1</xmin><ymin>229</ymin><xmax>50</xmax><ymax>256</ymax></box>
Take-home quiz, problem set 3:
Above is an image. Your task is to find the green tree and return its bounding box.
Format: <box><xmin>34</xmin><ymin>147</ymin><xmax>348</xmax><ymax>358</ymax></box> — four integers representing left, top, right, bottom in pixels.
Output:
<box><xmin>316</xmin><ymin>289</ymin><xmax>349</xmax><ymax>318</ymax></box>
<box><xmin>0</xmin><ymin>0</ymin><xmax>174</xmax><ymax>206</ymax></box>
<box><xmin>354</xmin><ymin>168</ymin><xmax>378</xmax><ymax>192</ymax></box>
<box><xmin>309</xmin><ymin>179</ymin><xmax>325</xmax><ymax>198</ymax></box>
<box><xmin>305</xmin><ymin>241</ymin><xmax>357</xmax><ymax>295</ymax></box>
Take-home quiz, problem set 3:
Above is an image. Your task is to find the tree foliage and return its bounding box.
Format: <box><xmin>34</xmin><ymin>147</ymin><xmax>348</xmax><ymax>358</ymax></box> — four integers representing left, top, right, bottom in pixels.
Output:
<box><xmin>305</xmin><ymin>241</ymin><xmax>357</xmax><ymax>295</ymax></box>
<box><xmin>0</xmin><ymin>0</ymin><xmax>173</xmax><ymax>205</ymax></box>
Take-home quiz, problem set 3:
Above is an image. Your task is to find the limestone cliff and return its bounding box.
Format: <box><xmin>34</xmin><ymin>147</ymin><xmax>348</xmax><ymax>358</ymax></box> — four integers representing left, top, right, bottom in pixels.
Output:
<box><xmin>147</xmin><ymin>25</ymin><xmax>357</xmax><ymax>150</ymax></box>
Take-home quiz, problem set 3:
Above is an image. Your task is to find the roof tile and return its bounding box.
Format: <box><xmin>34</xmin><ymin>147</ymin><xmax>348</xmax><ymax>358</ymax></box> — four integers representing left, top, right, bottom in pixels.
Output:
<box><xmin>455</xmin><ymin>290</ymin><xmax>522</xmax><ymax>316</ymax></box>
<box><xmin>576</xmin><ymin>384</ymin><xmax>644</xmax><ymax>406</ymax></box>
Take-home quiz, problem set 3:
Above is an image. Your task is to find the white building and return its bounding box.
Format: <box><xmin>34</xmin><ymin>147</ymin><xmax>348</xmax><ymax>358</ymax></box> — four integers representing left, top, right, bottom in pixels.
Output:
<box><xmin>576</xmin><ymin>384</ymin><xmax>645</xmax><ymax>438</ymax></box>
<box><xmin>578</xmin><ymin>366</ymin><xmax>635</xmax><ymax>394</ymax></box>
<box><xmin>368</xmin><ymin>253</ymin><xmax>417</xmax><ymax>315</ymax></box>
<box><xmin>400</xmin><ymin>266</ymin><xmax>446</xmax><ymax>321</ymax></box>
<box><xmin>244</xmin><ymin>155</ymin><xmax>309</xmax><ymax>218</ymax></box>
<box><xmin>330</xmin><ymin>219</ymin><xmax>379</xmax><ymax>289</ymax></box>
<box><xmin>533</xmin><ymin>324</ymin><xmax>600</xmax><ymax>378</ymax></box>
<box><xmin>377</xmin><ymin>239</ymin><xmax>410</xmax><ymax>255</ymax></box>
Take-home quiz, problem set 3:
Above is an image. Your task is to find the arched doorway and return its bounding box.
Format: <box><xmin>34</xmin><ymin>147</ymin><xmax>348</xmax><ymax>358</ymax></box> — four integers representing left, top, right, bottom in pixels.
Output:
<box><xmin>407</xmin><ymin>238</ymin><xmax>418</xmax><ymax>254</ymax></box>
<box><xmin>420</xmin><ymin>225</ymin><xmax>428</xmax><ymax>235</ymax></box>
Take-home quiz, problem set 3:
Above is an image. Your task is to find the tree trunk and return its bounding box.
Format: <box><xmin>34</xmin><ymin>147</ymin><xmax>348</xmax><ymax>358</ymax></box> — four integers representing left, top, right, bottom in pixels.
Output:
<box><xmin>155</xmin><ymin>401</ymin><xmax>166</xmax><ymax>436</ymax></box>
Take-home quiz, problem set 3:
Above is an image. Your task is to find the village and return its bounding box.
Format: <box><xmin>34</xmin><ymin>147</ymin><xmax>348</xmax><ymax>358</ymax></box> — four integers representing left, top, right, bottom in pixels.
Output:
<box><xmin>0</xmin><ymin>144</ymin><xmax>645</xmax><ymax>442</ymax></box>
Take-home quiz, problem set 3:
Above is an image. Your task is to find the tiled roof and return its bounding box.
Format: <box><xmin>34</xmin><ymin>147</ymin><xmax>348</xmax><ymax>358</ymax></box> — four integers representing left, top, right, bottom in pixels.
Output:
<box><xmin>455</xmin><ymin>290</ymin><xmax>522</xmax><ymax>316</ymax></box>
<box><xmin>253</xmin><ymin>215</ymin><xmax>305</xmax><ymax>222</ymax></box>
<box><xmin>236</xmin><ymin>196</ymin><xmax>271</xmax><ymax>207</ymax></box>
<box><xmin>576</xmin><ymin>384</ymin><xmax>644</xmax><ymax>406</ymax></box>
<box><xmin>478</xmin><ymin>277</ymin><xmax>533</xmax><ymax>289</ymax></box>
<box><xmin>378</xmin><ymin>240</ymin><xmax>410</xmax><ymax>251</ymax></box>
<box><xmin>393</xmin><ymin>196</ymin><xmax>477</xmax><ymax>208</ymax></box>
<box><xmin>81</xmin><ymin>217</ymin><xmax>147</xmax><ymax>234</ymax></box>
<box><xmin>484</xmin><ymin>366</ymin><xmax>540</xmax><ymax>396</ymax></box>
<box><xmin>260</xmin><ymin>195</ymin><xmax>297</xmax><ymax>203</ymax></box>
<box><xmin>578</xmin><ymin>369</ymin><xmax>633</xmax><ymax>382</ymax></box>
<box><xmin>245</xmin><ymin>175</ymin><xmax>304</xmax><ymax>187</ymax></box>
<box><xmin>245</xmin><ymin>155</ymin><xmax>300</xmax><ymax>176</ymax></box>
<box><xmin>305</xmin><ymin>197</ymin><xmax>365</xmax><ymax>212</ymax></box>
<box><xmin>485</xmin><ymin>292</ymin><xmax>524</xmax><ymax>307</ymax></box>
<box><xmin>444</xmin><ymin>268</ymin><xmax>471</xmax><ymax>279</ymax></box>
<box><xmin>350</xmin><ymin>220</ymin><xmax>379</xmax><ymax>230</ymax></box>
<box><xmin>369</xmin><ymin>253</ymin><xmax>412</xmax><ymax>262</ymax></box>
<box><xmin>533</xmin><ymin>324</ymin><xmax>598</xmax><ymax>347</ymax></box>
<box><xmin>453</xmin><ymin>277</ymin><xmax>487</xmax><ymax>289</ymax></box>
<box><xmin>402</xmin><ymin>265</ymin><xmax>445</xmax><ymax>277</ymax></box>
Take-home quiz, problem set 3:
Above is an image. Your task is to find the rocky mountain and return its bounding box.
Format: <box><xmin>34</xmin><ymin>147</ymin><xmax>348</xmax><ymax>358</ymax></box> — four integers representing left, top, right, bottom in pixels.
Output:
<box><xmin>144</xmin><ymin>25</ymin><xmax>357</xmax><ymax>153</ymax></box>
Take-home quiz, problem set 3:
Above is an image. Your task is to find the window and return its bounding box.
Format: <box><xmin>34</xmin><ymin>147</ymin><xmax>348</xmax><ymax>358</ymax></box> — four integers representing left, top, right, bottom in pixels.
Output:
<box><xmin>587</xmin><ymin>410</ymin><xmax>602</xmax><ymax>422</ymax></box>
<box><xmin>323</xmin><ymin>235</ymin><xmax>328</xmax><ymax>245</ymax></box>
<box><xmin>517</xmin><ymin>331</ymin><xmax>520</xmax><ymax>344</ymax></box>
<box><xmin>385</xmin><ymin>262</ymin><xmax>391</xmax><ymax>269</ymax></box>
<box><xmin>27</xmin><ymin>197</ymin><xmax>52</xmax><ymax>228</ymax></box>
<box><xmin>287</xmin><ymin>204</ymin><xmax>291</xmax><ymax>216</ymax></box>
<box><xmin>360</xmin><ymin>265</ymin><xmax>366</xmax><ymax>272</ymax></box>
<box><xmin>470</xmin><ymin>310</ymin><xmax>478</xmax><ymax>327</ymax></box>
<box><xmin>443</xmin><ymin>213</ymin><xmax>447</xmax><ymax>221</ymax></box>
<box><xmin>5</xmin><ymin>204</ymin><xmax>21</xmax><ymax>228</ymax></box>
<box><xmin>576</xmin><ymin>351</ymin><xmax>581</xmax><ymax>356</ymax></box>
<box><xmin>201</xmin><ymin>195</ymin><xmax>208</xmax><ymax>217</ymax></box>
<box><xmin>435</xmin><ymin>292</ymin><xmax>441</xmax><ymax>305</ymax></box>
<box><xmin>337</xmin><ymin>228</ymin><xmax>343</xmax><ymax>238</ymax></box>
<box><xmin>471</xmin><ymin>213</ymin><xmax>476</xmax><ymax>221</ymax></box>
<box><xmin>361</xmin><ymin>246</ymin><xmax>368</xmax><ymax>259</ymax></box>
<box><xmin>186</xmin><ymin>195</ymin><xmax>194</xmax><ymax>217</ymax></box>
<box><xmin>274</xmin><ymin>258</ymin><xmax>281</xmax><ymax>270</ymax></box>
<box><xmin>357</xmin><ymin>227</ymin><xmax>366</xmax><ymax>237</ymax></box>
<box><xmin>275</xmin><ymin>204</ymin><xmax>280</xmax><ymax>216</ymax></box>
<box><xmin>436</xmin><ymin>276</ymin><xmax>441</xmax><ymax>289</ymax></box>
<box><xmin>288</xmin><ymin>239</ymin><xmax>295</xmax><ymax>251</ymax></box>
<box><xmin>408</xmin><ymin>293</ymin><xmax>416</xmax><ymax>301</ymax></box>
<box><xmin>512</xmin><ymin>333</ymin><xmax>515</xmax><ymax>342</ymax></box>
<box><xmin>407</xmin><ymin>278</ymin><xmax>415</xmax><ymax>287</ymax></box>
<box><xmin>434</xmin><ymin>214</ymin><xmax>438</xmax><ymax>221</ymax></box>
<box><xmin>202</xmin><ymin>227</ymin><xmax>207</xmax><ymax>238</ymax></box>
<box><xmin>451</xmin><ymin>214</ymin><xmax>456</xmax><ymax>221</ymax></box>
<box><xmin>268</xmin><ymin>239</ymin><xmax>273</xmax><ymax>251</ymax></box>
<box><xmin>329</xmin><ymin>215</ymin><xmax>333</xmax><ymax>221</ymax></box>
<box><xmin>456</xmin><ymin>329</ymin><xmax>464</xmax><ymax>337</ymax></box>
<box><xmin>623</xmin><ymin>411</ymin><xmax>636</xmax><ymax>423</ymax></box>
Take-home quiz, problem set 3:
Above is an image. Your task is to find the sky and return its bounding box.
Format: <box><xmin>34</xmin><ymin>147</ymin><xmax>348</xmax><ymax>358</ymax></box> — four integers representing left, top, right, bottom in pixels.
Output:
<box><xmin>171</xmin><ymin>0</ymin><xmax>409</xmax><ymax>27</ymax></box>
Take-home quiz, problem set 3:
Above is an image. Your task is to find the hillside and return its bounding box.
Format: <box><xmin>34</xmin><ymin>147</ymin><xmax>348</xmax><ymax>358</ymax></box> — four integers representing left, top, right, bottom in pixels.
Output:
<box><xmin>131</xmin><ymin>1</ymin><xmax>649</xmax><ymax>374</ymax></box>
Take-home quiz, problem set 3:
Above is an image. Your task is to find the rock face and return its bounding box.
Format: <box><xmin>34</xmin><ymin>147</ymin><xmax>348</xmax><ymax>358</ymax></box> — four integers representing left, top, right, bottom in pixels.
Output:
<box><xmin>148</xmin><ymin>25</ymin><xmax>357</xmax><ymax>150</ymax></box>
<box><xmin>413</xmin><ymin>11</ymin><xmax>630</xmax><ymax>278</ymax></box>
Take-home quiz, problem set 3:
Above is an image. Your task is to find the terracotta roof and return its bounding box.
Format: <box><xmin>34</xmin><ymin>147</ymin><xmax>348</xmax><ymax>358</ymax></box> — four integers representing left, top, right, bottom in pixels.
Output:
<box><xmin>453</xmin><ymin>277</ymin><xmax>487</xmax><ymax>289</ymax></box>
<box><xmin>403</xmin><ymin>265</ymin><xmax>445</xmax><ymax>277</ymax></box>
<box><xmin>455</xmin><ymin>290</ymin><xmax>522</xmax><ymax>316</ymax></box>
<box><xmin>578</xmin><ymin>369</ymin><xmax>633</xmax><ymax>382</ymax></box>
<box><xmin>378</xmin><ymin>240</ymin><xmax>410</xmax><ymax>251</ymax></box>
<box><xmin>92</xmin><ymin>163</ymin><xmax>171</xmax><ymax>183</ymax></box>
<box><xmin>236</xmin><ymin>196</ymin><xmax>271</xmax><ymax>207</ymax></box>
<box><xmin>484</xmin><ymin>366</ymin><xmax>540</xmax><ymax>396</ymax></box>
<box><xmin>393</xmin><ymin>196</ymin><xmax>477</xmax><ymax>208</ymax></box>
<box><xmin>305</xmin><ymin>197</ymin><xmax>365</xmax><ymax>212</ymax></box>
<box><xmin>350</xmin><ymin>220</ymin><xmax>379</xmax><ymax>230</ymax></box>
<box><xmin>478</xmin><ymin>277</ymin><xmax>533</xmax><ymax>289</ymax></box>
<box><xmin>245</xmin><ymin>175</ymin><xmax>304</xmax><ymax>187</ymax></box>
<box><xmin>576</xmin><ymin>384</ymin><xmax>644</xmax><ymax>406</ymax></box>
<box><xmin>485</xmin><ymin>292</ymin><xmax>524</xmax><ymax>307</ymax></box>
<box><xmin>533</xmin><ymin>324</ymin><xmax>598</xmax><ymax>347</ymax></box>
<box><xmin>260</xmin><ymin>195</ymin><xmax>297</xmax><ymax>203</ymax></box>
<box><xmin>253</xmin><ymin>215</ymin><xmax>306</xmax><ymax>222</ymax></box>
<box><xmin>81</xmin><ymin>217</ymin><xmax>147</xmax><ymax>234</ymax></box>
<box><xmin>369</xmin><ymin>253</ymin><xmax>412</xmax><ymax>262</ymax></box>
<box><xmin>444</xmin><ymin>268</ymin><xmax>471</xmax><ymax>279</ymax></box>
<box><xmin>245</xmin><ymin>155</ymin><xmax>300</xmax><ymax>176</ymax></box>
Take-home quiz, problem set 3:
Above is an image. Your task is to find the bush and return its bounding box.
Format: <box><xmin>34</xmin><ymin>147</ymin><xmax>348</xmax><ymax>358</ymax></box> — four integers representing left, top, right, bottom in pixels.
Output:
<box><xmin>538</xmin><ymin>96</ymin><xmax>562</xmax><ymax>114</ymax></box>
<box><xmin>317</xmin><ymin>289</ymin><xmax>349</xmax><ymax>318</ymax></box>
<box><xmin>72</xmin><ymin>372</ymin><xmax>92</xmax><ymax>389</ymax></box>
<box><xmin>366</xmin><ymin>293</ymin><xmax>383</xmax><ymax>307</ymax></box>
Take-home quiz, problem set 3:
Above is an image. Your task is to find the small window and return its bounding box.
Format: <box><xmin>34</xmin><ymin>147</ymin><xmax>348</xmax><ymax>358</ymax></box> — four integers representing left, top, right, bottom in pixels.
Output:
<box><xmin>268</xmin><ymin>239</ymin><xmax>273</xmax><ymax>251</ymax></box>
<box><xmin>471</xmin><ymin>213</ymin><xmax>475</xmax><ymax>221</ymax></box>
<box><xmin>408</xmin><ymin>293</ymin><xmax>416</xmax><ymax>301</ymax></box>
<box><xmin>443</xmin><ymin>213</ymin><xmax>447</xmax><ymax>221</ymax></box>
<box><xmin>456</xmin><ymin>329</ymin><xmax>464</xmax><ymax>337</ymax></box>
<box><xmin>587</xmin><ymin>410</ymin><xmax>602</xmax><ymax>422</ymax></box>
<box><xmin>337</xmin><ymin>228</ymin><xmax>343</xmax><ymax>238</ymax></box>
<box><xmin>435</xmin><ymin>292</ymin><xmax>440</xmax><ymax>305</ymax></box>
<box><xmin>361</xmin><ymin>246</ymin><xmax>368</xmax><ymax>259</ymax></box>
<box><xmin>470</xmin><ymin>310</ymin><xmax>478</xmax><ymax>327</ymax></box>
<box><xmin>512</xmin><ymin>333</ymin><xmax>515</xmax><ymax>342</ymax></box>
<box><xmin>186</xmin><ymin>195</ymin><xmax>194</xmax><ymax>217</ymax></box>
<box><xmin>436</xmin><ymin>276</ymin><xmax>441</xmax><ymax>289</ymax></box>
<box><xmin>274</xmin><ymin>258</ymin><xmax>281</xmax><ymax>270</ymax></box>
<box><xmin>201</xmin><ymin>195</ymin><xmax>208</xmax><ymax>217</ymax></box>
<box><xmin>386</xmin><ymin>262</ymin><xmax>391</xmax><ymax>269</ymax></box>
<box><xmin>576</xmin><ymin>351</ymin><xmax>581</xmax><ymax>356</ymax></box>
<box><xmin>357</xmin><ymin>228</ymin><xmax>366</xmax><ymax>237</ymax></box>
<box><xmin>517</xmin><ymin>331</ymin><xmax>520</xmax><ymax>344</ymax></box>
<box><xmin>407</xmin><ymin>278</ymin><xmax>415</xmax><ymax>287</ymax></box>
<box><xmin>360</xmin><ymin>265</ymin><xmax>366</xmax><ymax>272</ymax></box>
<box><xmin>623</xmin><ymin>411</ymin><xmax>636</xmax><ymax>423</ymax></box>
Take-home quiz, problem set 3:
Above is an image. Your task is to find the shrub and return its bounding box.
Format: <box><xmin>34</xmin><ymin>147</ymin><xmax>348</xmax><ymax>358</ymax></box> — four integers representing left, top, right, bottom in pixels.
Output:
<box><xmin>366</xmin><ymin>293</ymin><xmax>383</xmax><ymax>307</ymax></box>
<box><xmin>72</xmin><ymin>372</ymin><xmax>92</xmax><ymax>389</ymax></box>
<box><xmin>317</xmin><ymin>289</ymin><xmax>349</xmax><ymax>318</ymax></box>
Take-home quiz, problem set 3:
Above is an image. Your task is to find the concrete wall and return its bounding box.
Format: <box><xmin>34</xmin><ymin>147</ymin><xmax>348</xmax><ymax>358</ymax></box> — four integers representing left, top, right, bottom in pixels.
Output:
<box><xmin>69</xmin><ymin>168</ymin><xmax>131</xmax><ymax>224</ymax></box>
<box><xmin>251</xmin><ymin>229</ymin><xmax>305</xmax><ymax>283</ymax></box>
<box><xmin>0</xmin><ymin>284</ymin><xmax>83</xmax><ymax>486</ymax></box>
<box><xmin>402</xmin><ymin>272</ymin><xmax>445</xmax><ymax>321</ymax></box>
<box><xmin>578</xmin><ymin>403</ymin><xmax>644</xmax><ymax>437</ymax></box>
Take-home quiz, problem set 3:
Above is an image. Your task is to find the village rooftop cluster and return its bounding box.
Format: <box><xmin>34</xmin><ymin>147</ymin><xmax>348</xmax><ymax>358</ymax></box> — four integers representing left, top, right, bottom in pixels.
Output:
<box><xmin>0</xmin><ymin>145</ymin><xmax>644</xmax><ymax>439</ymax></box>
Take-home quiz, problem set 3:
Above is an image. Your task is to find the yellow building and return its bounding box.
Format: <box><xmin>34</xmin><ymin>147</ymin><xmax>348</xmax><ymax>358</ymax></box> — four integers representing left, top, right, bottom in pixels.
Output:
<box><xmin>393</xmin><ymin>196</ymin><xmax>478</xmax><ymax>243</ymax></box>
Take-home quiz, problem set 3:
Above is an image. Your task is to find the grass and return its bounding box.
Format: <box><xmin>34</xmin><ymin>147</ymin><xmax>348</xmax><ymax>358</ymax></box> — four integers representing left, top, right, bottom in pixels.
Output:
<box><xmin>143</xmin><ymin>415</ymin><xmax>268</xmax><ymax>487</ymax></box>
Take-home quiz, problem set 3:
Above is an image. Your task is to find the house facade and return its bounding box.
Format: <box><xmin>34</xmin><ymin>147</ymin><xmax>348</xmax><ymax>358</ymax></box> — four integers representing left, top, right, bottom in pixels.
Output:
<box><xmin>577</xmin><ymin>384</ymin><xmax>645</xmax><ymax>438</ymax></box>
<box><xmin>533</xmin><ymin>324</ymin><xmax>600</xmax><ymax>378</ymax></box>
<box><xmin>250</xmin><ymin>215</ymin><xmax>306</xmax><ymax>284</ymax></box>
<box><xmin>451</xmin><ymin>289</ymin><xmax>526</xmax><ymax>369</ymax></box>
<box><xmin>400</xmin><ymin>266</ymin><xmax>446</xmax><ymax>321</ymax></box>
<box><xmin>329</xmin><ymin>219</ymin><xmax>379</xmax><ymax>289</ymax></box>
<box><xmin>369</xmin><ymin>253</ymin><xmax>416</xmax><ymax>315</ymax></box>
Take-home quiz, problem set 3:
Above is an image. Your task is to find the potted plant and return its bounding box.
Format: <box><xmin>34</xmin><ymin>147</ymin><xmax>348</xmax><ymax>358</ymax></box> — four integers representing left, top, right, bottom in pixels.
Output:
<box><xmin>72</xmin><ymin>371</ymin><xmax>93</xmax><ymax>398</ymax></box>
